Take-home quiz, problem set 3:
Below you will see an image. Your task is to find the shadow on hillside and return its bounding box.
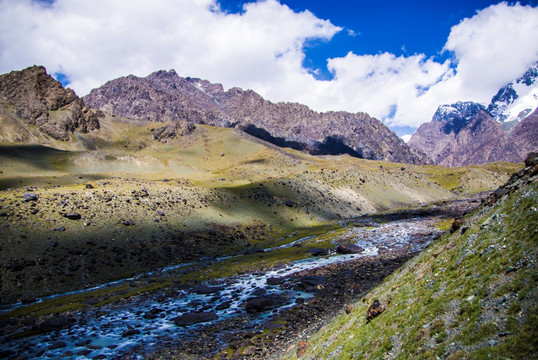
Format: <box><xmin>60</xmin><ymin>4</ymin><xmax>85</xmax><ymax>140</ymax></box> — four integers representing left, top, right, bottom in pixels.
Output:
<box><xmin>0</xmin><ymin>144</ymin><xmax>69</xmax><ymax>170</ymax></box>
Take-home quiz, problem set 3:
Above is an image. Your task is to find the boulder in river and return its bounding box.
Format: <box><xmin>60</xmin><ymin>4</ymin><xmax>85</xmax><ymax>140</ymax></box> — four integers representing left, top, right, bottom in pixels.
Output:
<box><xmin>173</xmin><ymin>311</ymin><xmax>218</xmax><ymax>326</ymax></box>
<box><xmin>243</xmin><ymin>295</ymin><xmax>290</xmax><ymax>313</ymax></box>
<box><xmin>336</xmin><ymin>244</ymin><xmax>365</xmax><ymax>254</ymax></box>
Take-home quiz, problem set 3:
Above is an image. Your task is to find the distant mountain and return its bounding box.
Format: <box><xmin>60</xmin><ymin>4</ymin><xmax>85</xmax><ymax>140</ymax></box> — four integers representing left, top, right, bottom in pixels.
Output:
<box><xmin>0</xmin><ymin>66</ymin><xmax>101</xmax><ymax>142</ymax></box>
<box><xmin>408</xmin><ymin>63</ymin><xmax>538</xmax><ymax>167</ymax></box>
<box><xmin>84</xmin><ymin>69</ymin><xmax>427</xmax><ymax>164</ymax></box>
<box><xmin>408</xmin><ymin>103</ymin><xmax>522</xmax><ymax>167</ymax></box>
<box><xmin>487</xmin><ymin>62</ymin><xmax>538</xmax><ymax>132</ymax></box>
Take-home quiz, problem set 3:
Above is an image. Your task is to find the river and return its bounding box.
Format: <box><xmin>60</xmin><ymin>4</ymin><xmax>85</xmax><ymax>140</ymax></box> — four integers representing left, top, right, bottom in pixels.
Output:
<box><xmin>0</xmin><ymin>214</ymin><xmax>446</xmax><ymax>359</ymax></box>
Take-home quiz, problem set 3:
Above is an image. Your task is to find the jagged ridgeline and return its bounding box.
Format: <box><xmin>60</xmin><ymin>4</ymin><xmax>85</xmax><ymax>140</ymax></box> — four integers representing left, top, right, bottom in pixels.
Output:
<box><xmin>83</xmin><ymin>69</ymin><xmax>427</xmax><ymax>164</ymax></box>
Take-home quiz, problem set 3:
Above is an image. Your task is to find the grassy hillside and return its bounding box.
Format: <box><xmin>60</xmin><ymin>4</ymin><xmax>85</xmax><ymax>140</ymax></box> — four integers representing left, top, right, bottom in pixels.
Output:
<box><xmin>282</xmin><ymin>159</ymin><xmax>537</xmax><ymax>359</ymax></box>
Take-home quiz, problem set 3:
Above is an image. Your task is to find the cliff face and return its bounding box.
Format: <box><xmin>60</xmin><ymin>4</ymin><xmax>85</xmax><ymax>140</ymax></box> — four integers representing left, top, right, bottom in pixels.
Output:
<box><xmin>0</xmin><ymin>66</ymin><xmax>100</xmax><ymax>141</ymax></box>
<box><xmin>510</xmin><ymin>108</ymin><xmax>538</xmax><ymax>157</ymax></box>
<box><xmin>84</xmin><ymin>69</ymin><xmax>427</xmax><ymax>164</ymax></box>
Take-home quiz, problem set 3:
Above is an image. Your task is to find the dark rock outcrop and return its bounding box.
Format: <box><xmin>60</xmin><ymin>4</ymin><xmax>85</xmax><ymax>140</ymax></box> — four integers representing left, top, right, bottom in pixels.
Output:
<box><xmin>84</xmin><ymin>69</ymin><xmax>426</xmax><ymax>164</ymax></box>
<box><xmin>0</xmin><ymin>66</ymin><xmax>101</xmax><ymax>141</ymax></box>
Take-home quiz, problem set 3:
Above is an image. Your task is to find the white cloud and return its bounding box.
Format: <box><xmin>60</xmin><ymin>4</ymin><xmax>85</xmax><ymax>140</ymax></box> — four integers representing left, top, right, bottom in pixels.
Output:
<box><xmin>0</xmin><ymin>0</ymin><xmax>537</xmax><ymax>132</ymax></box>
<box><xmin>0</xmin><ymin>0</ymin><xmax>341</xmax><ymax>95</ymax></box>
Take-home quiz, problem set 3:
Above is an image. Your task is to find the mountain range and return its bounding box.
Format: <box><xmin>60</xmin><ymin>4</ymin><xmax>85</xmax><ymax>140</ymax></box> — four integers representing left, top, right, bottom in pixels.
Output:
<box><xmin>408</xmin><ymin>63</ymin><xmax>538</xmax><ymax>167</ymax></box>
<box><xmin>0</xmin><ymin>64</ymin><xmax>536</xmax><ymax>167</ymax></box>
<box><xmin>82</xmin><ymin>69</ymin><xmax>426</xmax><ymax>164</ymax></box>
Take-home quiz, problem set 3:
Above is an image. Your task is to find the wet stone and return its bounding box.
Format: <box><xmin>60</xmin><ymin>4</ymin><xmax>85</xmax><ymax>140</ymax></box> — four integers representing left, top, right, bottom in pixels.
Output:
<box><xmin>244</xmin><ymin>295</ymin><xmax>290</xmax><ymax>313</ymax></box>
<box><xmin>173</xmin><ymin>311</ymin><xmax>218</xmax><ymax>326</ymax></box>
<box><xmin>50</xmin><ymin>341</ymin><xmax>66</xmax><ymax>349</ymax></box>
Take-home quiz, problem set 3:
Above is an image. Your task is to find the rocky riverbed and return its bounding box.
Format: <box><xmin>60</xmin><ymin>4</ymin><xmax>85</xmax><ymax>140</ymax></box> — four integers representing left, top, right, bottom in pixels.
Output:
<box><xmin>0</xmin><ymin>196</ymin><xmax>483</xmax><ymax>359</ymax></box>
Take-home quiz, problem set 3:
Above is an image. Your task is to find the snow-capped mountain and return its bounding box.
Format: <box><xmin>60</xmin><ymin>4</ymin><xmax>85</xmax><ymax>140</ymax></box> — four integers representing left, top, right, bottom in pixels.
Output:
<box><xmin>408</xmin><ymin>64</ymin><xmax>538</xmax><ymax>167</ymax></box>
<box><xmin>487</xmin><ymin>62</ymin><xmax>538</xmax><ymax>129</ymax></box>
<box><xmin>432</xmin><ymin>101</ymin><xmax>486</xmax><ymax>134</ymax></box>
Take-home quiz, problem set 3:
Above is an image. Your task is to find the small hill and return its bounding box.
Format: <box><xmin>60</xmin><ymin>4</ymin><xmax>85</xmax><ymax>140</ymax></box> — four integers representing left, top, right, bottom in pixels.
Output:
<box><xmin>284</xmin><ymin>154</ymin><xmax>538</xmax><ymax>359</ymax></box>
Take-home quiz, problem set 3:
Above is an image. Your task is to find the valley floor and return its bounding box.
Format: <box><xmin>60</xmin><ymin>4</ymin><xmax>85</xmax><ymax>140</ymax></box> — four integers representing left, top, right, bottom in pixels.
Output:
<box><xmin>0</xmin><ymin>195</ymin><xmax>482</xmax><ymax>359</ymax></box>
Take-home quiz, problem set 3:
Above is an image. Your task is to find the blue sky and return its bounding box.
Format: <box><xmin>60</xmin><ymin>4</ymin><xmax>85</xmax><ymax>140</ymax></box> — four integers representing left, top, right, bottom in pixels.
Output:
<box><xmin>220</xmin><ymin>0</ymin><xmax>536</xmax><ymax>80</ymax></box>
<box><xmin>1</xmin><ymin>0</ymin><xmax>538</xmax><ymax>137</ymax></box>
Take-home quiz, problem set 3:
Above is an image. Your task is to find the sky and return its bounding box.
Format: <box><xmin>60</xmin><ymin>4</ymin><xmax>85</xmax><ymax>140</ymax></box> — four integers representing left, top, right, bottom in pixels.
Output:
<box><xmin>1</xmin><ymin>0</ymin><xmax>538</xmax><ymax>139</ymax></box>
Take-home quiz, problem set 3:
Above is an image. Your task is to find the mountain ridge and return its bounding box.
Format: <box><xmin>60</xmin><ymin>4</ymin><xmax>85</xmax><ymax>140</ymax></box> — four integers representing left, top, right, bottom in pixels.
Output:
<box><xmin>408</xmin><ymin>63</ymin><xmax>537</xmax><ymax>167</ymax></box>
<box><xmin>83</xmin><ymin>69</ymin><xmax>428</xmax><ymax>164</ymax></box>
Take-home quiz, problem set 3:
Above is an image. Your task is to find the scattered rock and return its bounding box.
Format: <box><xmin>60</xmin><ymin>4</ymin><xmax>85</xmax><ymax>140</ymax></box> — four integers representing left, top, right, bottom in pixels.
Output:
<box><xmin>85</xmin><ymin>184</ymin><xmax>94</xmax><ymax>189</ymax></box>
<box><xmin>300</xmin><ymin>276</ymin><xmax>327</xmax><ymax>287</ymax></box>
<box><xmin>50</xmin><ymin>341</ymin><xmax>66</xmax><ymax>349</ymax></box>
<box><xmin>65</xmin><ymin>213</ymin><xmax>82</xmax><ymax>220</ymax></box>
<box><xmin>267</xmin><ymin>277</ymin><xmax>284</xmax><ymax>286</ymax></box>
<box><xmin>23</xmin><ymin>193</ymin><xmax>38</xmax><ymax>202</ymax></box>
<box><xmin>121</xmin><ymin>328</ymin><xmax>141</xmax><ymax>337</ymax></box>
<box><xmin>366</xmin><ymin>299</ymin><xmax>386</xmax><ymax>323</ymax></box>
<box><xmin>33</xmin><ymin>315</ymin><xmax>76</xmax><ymax>332</ymax></box>
<box><xmin>296</xmin><ymin>340</ymin><xmax>310</xmax><ymax>358</ymax></box>
<box><xmin>449</xmin><ymin>218</ymin><xmax>463</xmax><ymax>234</ymax></box>
<box><xmin>10</xmin><ymin>260</ymin><xmax>23</xmax><ymax>271</ymax></box>
<box><xmin>191</xmin><ymin>284</ymin><xmax>226</xmax><ymax>294</ymax></box>
<box><xmin>122</xmin><ymin>220</ymin><xmax>135</xmax><ymax>226</ymax></box>
<box><xmin>309</xmin><ymin>248</ymin><xmax>328</xmax><ymax>257</ymax></box>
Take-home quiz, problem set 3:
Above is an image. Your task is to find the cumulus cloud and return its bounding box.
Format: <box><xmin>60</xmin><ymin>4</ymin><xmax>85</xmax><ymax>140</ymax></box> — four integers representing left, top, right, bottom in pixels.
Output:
<box><xmin>308</xmin><ymin>1</ymin><xmax>538</xmax><ymax>128</ymax></box>
<box><xmin>0</xmin><ymin>0</ymin><xmax>537</xmax><ymax>132</ymax></box>
<box><xmin>0</xmin><ymin>0</ymin><xmax>341</xmax><ymax>95</ymax></box>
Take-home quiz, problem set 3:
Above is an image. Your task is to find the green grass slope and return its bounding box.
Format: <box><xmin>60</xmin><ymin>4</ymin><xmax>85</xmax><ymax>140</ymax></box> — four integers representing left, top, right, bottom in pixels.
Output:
<box><xmin>283</xmin><ymin>160</ymin><xmax>538</xmax><ymax>359</ymax></box>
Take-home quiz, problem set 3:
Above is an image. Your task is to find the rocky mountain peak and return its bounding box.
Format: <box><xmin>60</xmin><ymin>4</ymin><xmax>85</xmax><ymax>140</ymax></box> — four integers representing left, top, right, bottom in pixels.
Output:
<box><xmin>0</xmin><ymin>66</ymin><xmax>101</xmax><ymax>141</ymax></box>
<box><xmin>487</xmin><ymin>62</ymin><xmax>538</xmax><ymax>127</ymax></box>
<box><xmin>432</xmin><ymin>101</ymin><xmax>486</xmax><ymax>134</ymax></box>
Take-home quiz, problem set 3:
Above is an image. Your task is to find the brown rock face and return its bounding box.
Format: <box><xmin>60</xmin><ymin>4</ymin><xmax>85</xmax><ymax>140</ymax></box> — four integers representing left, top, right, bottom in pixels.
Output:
<box><xmin>84</xmin><ymin>69</ymin><xmax>426</xmax><ymax>164</ymax></box>
<box><xmin>0</xmin><ymin>66</ymin><xmax>100</xmax><ymax>140</ymax></box>
<box><xmin>510</xmin><ymin>108</ymin><xmax>538</xmax><ymax>157</ymax></box>
<box><xmin>408</xmin><ymin>110</ymin><xmax>523</xmax><ymax>167</ymax></box>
